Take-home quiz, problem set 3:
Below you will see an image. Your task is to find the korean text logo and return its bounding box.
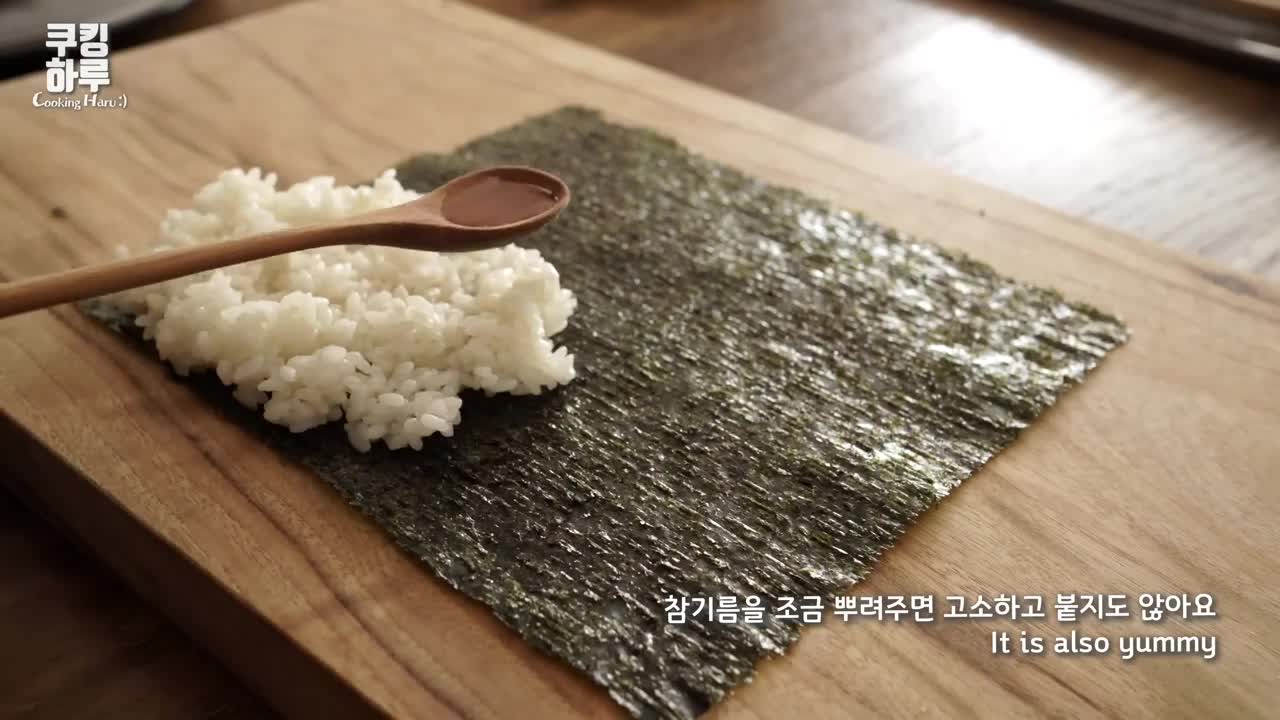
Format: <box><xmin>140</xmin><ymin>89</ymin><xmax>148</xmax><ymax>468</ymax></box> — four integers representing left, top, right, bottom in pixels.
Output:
<box><xmin>31</xmin><ymin>23</ymin><xmax>128</xmax><ymax>111</ymax></box>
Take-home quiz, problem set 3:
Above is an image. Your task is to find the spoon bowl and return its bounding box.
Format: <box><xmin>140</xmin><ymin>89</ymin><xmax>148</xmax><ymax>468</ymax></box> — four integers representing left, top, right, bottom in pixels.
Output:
<box><xmin>0</xmin><ymin>166</ymin><xmax>571</xmax><ymax>319</ymax></box>
<box><xmin>358</xmin><ymin>165</ymin><xmax>571</xmax><ymax>248</ymax></box>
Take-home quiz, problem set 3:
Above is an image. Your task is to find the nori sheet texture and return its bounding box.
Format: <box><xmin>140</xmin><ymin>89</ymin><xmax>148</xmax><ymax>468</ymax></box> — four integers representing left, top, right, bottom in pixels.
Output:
<box><xmin>85</xmin><ymin>107</ymin><xmax>1129</xmax><ymax>719</ymax></box>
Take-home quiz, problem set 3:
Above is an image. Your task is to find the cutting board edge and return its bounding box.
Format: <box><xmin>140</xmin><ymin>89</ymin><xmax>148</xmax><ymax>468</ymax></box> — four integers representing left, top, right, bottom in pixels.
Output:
<box><xmin>0</xmin><ymin>409</ymin><xmax>391</xmax><ymax>720</ymax></box>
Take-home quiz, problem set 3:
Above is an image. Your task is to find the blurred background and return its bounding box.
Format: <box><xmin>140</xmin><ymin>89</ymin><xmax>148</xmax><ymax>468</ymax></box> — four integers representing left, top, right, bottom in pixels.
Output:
<box><xmin>1</xmin><ymin>3</ymin><xmax>1278</xmax><ymax>716</ymax></box>
<box><xmin>2</xmin><ymin>0</ymin><xmax>1277</xmax><ymax>279</ymax></box>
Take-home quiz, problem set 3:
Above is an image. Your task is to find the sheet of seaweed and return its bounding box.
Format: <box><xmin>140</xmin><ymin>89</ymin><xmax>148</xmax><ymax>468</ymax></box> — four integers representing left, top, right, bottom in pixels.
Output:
<box><xmin>84</xmin><ymin>107</ymin><xmax>1129</xmax><ymax>720</ymax></box>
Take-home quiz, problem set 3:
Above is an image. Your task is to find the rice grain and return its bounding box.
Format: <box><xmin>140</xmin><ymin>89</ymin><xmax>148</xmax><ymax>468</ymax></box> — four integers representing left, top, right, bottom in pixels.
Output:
<box><xmin>108</xmin><ymin>168</ymin><xmax>577</xmax><ymax>452</ymax></box>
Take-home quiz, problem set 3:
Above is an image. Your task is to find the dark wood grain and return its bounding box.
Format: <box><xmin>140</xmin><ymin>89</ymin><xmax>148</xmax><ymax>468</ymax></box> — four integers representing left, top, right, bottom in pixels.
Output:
<box><xmin>0</xmin><ymin>468</ymin><xmax>272</xmax><ymax>720</ymax></box>
<box><xmin>1</xmin><ymin>1</ymin><xmax>1277</xmax><ymax>718</ymax></box>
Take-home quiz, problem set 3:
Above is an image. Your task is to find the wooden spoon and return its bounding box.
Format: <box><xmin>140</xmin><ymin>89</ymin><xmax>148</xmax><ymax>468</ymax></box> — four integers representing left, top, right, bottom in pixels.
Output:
<box><xmin>0</xmin><ymin>166</ymin><xmax>570</xmax><ymax>319</ymax></box>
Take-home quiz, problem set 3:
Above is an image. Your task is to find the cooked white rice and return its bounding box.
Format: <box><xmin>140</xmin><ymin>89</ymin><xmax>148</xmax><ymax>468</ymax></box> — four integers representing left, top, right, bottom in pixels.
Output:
<box><xmin>108</xmin><ymin>168</ymin><xmax>576</xmax><ymax>452</ymax></box>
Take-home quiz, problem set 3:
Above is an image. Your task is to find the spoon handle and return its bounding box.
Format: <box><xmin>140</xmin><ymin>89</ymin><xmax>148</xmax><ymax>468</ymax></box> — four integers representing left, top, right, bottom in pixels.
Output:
<box><xmin>0</xmin><ymin>227</ymin><xmax>319</xmax><ymax>319</ymax></box>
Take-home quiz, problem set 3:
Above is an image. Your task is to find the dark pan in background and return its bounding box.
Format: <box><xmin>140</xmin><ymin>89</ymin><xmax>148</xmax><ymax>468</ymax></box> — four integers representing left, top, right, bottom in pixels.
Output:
<box><xmin>0</xmin><ymin>0</ymin><xmax>194</xmax><ymax>78</ymax></box>
<box><xmin>1028</xmin><ymin>0</ymin><xmax>1280</xmax><ymax>74</ymax></box>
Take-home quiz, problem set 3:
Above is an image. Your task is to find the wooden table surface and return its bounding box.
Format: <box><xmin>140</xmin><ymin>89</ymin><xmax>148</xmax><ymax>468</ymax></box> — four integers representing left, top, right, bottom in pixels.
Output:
<box><xmin>1</xmin><ymin>1</ymin><xmax>1277</xmax><ymax>718</ymax></box>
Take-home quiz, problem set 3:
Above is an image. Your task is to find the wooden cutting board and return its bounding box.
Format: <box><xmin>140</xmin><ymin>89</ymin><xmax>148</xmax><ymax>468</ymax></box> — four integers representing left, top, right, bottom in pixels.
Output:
<box><xmin>1</xmin><ymin>1</ymin><xmax>1278</xmax><ymax>717</ymax></box>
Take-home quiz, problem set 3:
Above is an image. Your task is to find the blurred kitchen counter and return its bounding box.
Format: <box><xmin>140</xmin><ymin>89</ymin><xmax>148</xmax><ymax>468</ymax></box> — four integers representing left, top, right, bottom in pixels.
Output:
<box><xmin>3</xmin><ymin>1</ymin><xmax>1278</xmax><ymax>718</ymax></box>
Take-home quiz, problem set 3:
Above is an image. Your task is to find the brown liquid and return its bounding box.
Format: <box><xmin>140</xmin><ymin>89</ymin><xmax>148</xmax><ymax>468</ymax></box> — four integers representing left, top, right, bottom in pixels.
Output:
<box><xmin>441</xmin><ymin>176</ymin><xmax>560</xmax><ymax>228</ymax></box>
